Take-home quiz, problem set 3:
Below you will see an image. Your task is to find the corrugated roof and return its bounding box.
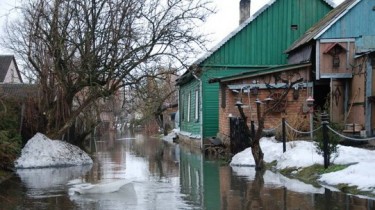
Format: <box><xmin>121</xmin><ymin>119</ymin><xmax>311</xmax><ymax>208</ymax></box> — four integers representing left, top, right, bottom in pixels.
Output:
<box><xmin>285</xmin><ymin>0</ymin><xmax>359</xmax><ymax>53</ymax></box>
<box><xmin>192</xmin><ymin>0</ymin><xmax>276</xmax><ymax>66</ymax></box>
<box><xmin>193</xmin><ymin>0</ymin><xmax>336</xmax><ymax>66</ymax></box>
<box><xmin>210</xmin><ymin>62</ymin><xmax>312</xmax><ymax>83</ymax></box>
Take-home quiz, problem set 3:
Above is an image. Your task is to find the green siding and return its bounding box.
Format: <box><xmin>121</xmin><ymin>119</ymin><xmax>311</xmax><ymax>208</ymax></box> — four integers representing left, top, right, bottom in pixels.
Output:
<box><xmin>203</xmin><ymin>161</ymin><xmax>221</xmax><ymax>210</ymax></box>
<box><xmin>179</xmin><ymin>68</ymin><xmax>250</xmax><ymax>138</ymax></box>
<box><xmin>179</xmin><ymin>79</ymin><xmax>201</xmax><ymax>136</ymax></box>
<box><xmin>201</xmin><ymin>68</ymin><xmax>250</xmax><ymax>137</ymax></box>
<box><xmin>202</xmin><ymin>0</ymin><xmax>332</xmax><ymax>66</ymax></box>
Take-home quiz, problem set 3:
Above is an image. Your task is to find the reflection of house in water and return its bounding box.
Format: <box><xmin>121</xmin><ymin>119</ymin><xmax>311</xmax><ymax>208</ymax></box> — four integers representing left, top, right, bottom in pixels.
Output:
<box><xmin>148</xmin><ymin>142</ymin><xmax>180</xmax><ymax>178</ymax></box>
<box><xmin>179</xmin><ymin>149</ymin><xmax>222</xmax><ymax>210</ymax></box>
<box><xmin>179</xmin><ymin>150</ymin><xmax>204</xmax><ymax>207</ymax></box>
<box><xmin>179</xmin><ymin>147</ymin><xmax>375</xmax><ymax>209</ymax></box>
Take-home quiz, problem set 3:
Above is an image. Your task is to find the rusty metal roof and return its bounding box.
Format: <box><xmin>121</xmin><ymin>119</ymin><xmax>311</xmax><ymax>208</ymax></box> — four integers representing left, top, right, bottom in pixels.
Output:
<box><xmin>285</xmin><ymin>0</ymin><xmax>359</xmax><ymax>53</ymax></box>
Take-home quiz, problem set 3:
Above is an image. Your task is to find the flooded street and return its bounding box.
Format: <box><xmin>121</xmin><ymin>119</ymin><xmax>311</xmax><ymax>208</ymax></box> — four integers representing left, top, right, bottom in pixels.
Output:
<box><xmin>0</xmin><ymin>131</ymin><xmax>374</xmax><ymax>210</ymax></box>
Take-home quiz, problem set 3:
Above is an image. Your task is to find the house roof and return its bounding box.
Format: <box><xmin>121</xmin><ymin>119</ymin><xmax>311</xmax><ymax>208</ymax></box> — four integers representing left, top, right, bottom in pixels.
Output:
<box><xmin>285</xmin><ymin>0</ymin><xmax>359</xmax><ymax>53</ymax></box>
<box><xmin>0</xmin><ymin>83</ymin><xmax>38</xmax><ymax>99</ymax></box>
<box><xmin>323</xmin><ymin>42</ymin><xmax>348</xmax><ymax>54</ymax></box>
<box><xmin>209</xmin><ymin>62</ymin><xmax>312</xmax><ymax>83</ymax></box>
<box><xmin>193</xmin><ymin>0</ymin><xmax>336</xmax><ymax>66</ymax></box>
<box><xmin>0</xmin><ymin>55</ymin><xmax>22</xmax><ymax>83</ymax></box>
<box><xmin>210</xmin><ymin>63</ymin><xmax>311</xmax><ymax>83</ymax></box>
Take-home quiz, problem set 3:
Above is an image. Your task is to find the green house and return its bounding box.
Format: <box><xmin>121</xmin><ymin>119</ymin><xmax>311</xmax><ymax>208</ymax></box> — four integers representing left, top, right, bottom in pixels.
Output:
<box><xmin>176</xmin><ymin>0</ymin><xmax>334</xmax><ymax>147</ymax></box>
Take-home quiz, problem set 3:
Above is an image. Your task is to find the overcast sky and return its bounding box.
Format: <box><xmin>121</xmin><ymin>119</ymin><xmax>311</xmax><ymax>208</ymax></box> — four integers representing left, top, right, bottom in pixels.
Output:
<box><xmin>0</xmin><ymin>0</ymin><xmax>345</xmax><ymax>54</ymax></box>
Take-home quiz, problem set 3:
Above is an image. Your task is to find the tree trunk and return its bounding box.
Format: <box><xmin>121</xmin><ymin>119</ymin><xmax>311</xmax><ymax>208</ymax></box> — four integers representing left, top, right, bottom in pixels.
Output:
<box><xmin>251</xmin><ymin>140</ymin><xmax>264</xmax><ymax>170</ymax></box>
<box><xmin>237</xmin><ymin>103</ymin><xmax>265</xmax><ymax>170</ymax></box>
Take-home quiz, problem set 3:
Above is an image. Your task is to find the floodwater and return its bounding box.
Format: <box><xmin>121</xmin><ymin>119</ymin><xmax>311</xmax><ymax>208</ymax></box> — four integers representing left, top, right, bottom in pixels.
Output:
<box><xmin>0</xmin><ymin>131</ymin><xmax>374</xmax><ymax>210</ymax></box>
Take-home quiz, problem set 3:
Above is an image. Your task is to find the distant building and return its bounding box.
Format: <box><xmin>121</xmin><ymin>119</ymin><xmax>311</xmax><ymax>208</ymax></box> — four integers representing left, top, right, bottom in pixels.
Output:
<box><xmin>0</xmin><ymin>55</ymin><xmax>22</xmax><ymax>84</ymax></box>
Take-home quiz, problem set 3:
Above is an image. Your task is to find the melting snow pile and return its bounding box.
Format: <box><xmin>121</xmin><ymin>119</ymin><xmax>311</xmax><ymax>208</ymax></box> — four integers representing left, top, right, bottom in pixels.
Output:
<box><xmin>15</xmin><ymin>133</ymin><xmax>93</xmax><ymax>168</ymax></box>
<box><xmin>230</xmin><ymin>137</ymin><xmax>375</xmax><ymax>195</ymax></box>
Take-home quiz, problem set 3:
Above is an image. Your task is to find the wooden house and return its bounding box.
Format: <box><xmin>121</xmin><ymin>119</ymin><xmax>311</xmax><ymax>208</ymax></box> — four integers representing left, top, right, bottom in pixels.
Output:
<box><xmin>286</xmin><ymin>0</ymin><xmax>375</xmax><ymax>136</ymax></box>
<box><xmin>176</xmin><ymin>0</ymin><xmax>334</xmax><ymax>148</ymax></box>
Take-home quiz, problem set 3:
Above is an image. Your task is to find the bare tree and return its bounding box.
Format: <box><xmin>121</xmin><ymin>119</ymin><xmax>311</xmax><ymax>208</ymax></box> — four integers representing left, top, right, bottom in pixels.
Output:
<box><xmin>3</xmin><ymin>0</ymin><xmax>212</xmax><ymax>142</ymax></box>
<box><xmin>130</xmin><ymin>66</ymin><xmax>178</xmax><ymax>133</ymax></box>
<box><xmin>237</xmin><ymin>77</ymin><xmax>303</xmax><ymax>170</ymax></box>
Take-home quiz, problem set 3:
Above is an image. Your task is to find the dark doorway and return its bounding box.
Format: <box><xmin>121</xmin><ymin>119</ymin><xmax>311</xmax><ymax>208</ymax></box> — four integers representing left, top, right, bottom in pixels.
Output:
<box><xmin>229</xmin><ymin>117</ymin><xmax>251</xmax><ymax>154</ymax></box>
<box><xmin>314</xmin><ymin>79</ymin><xmax>330</xmax><ymax>112</ymax></box>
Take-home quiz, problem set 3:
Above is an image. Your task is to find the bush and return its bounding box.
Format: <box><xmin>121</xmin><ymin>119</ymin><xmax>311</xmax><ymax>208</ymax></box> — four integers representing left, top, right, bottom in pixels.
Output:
<box><xmin>0</xmin><ymin>99</ymin><xmax>22</xmax><ymax>169</ymax></box>
<box><xmin>314</xmin><ymin>120</ymin><xmax>343</xmax><ymax>165</ymax></box>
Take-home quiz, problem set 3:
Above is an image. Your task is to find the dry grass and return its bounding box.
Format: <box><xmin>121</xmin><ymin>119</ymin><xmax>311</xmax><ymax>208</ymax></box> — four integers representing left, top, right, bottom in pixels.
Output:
<box><xmin>275</xmin><ymin>114</ymin><xmax>309</xmax><ymax>141</ymax></box>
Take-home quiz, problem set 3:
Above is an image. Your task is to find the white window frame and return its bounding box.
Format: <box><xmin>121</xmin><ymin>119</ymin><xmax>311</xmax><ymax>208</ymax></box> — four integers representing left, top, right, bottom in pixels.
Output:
<box><xmin>187</xmin><ymin>92</ymin><xmax>191</xmax><ymax>122</ymax></box>
<box><xmin>195</xmin><ymin>89</ymin><xmax>199</xmax><ymax>121</ymax></box>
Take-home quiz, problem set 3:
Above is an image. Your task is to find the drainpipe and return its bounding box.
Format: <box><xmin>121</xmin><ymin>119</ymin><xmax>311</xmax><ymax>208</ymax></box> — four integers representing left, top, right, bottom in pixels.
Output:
<box><xmin>191</xmin><ymin>70</ymin><xmax>203</xmax><ymax>149</ymax></box>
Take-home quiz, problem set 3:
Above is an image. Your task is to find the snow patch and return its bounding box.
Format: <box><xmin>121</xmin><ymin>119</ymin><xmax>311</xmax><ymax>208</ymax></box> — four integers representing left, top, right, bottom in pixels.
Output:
<box><xmin>15</xmin><ymin>133</ymin><xmax>93</xmax><ymax>168</ymax></box>
<box><xmin>68</xmin><ymin>179</ymin><xmax>133</xmax><ymax>195</ymax></box>
<box><xmin>232</xmin><ymin>166</ymin><xmax>324</xmax><ymax>194</ymax></box>
<box><xmin>230</xmin><ymin>137</ymin><xmax>375</xmax><ymax>196</ymax></box>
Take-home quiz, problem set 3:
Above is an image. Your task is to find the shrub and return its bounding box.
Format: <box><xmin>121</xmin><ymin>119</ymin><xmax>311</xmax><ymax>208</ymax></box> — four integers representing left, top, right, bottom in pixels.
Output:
<box><xmin>0</xmin><ymin>99</ymin><xmax>22</xmax><ymax>169</ymax></box>
<box><xmin>314</xmin><ymin>120</ymin><xmax>343</xmax><ymax>165</ymax></box>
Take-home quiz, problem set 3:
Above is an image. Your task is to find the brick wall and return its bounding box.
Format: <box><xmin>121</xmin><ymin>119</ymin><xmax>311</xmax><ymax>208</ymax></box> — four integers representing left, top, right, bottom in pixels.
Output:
<box><xmin>219</xmin><ymin>79</ymin><xmax>311</xmax><ymax>138</ymax></box>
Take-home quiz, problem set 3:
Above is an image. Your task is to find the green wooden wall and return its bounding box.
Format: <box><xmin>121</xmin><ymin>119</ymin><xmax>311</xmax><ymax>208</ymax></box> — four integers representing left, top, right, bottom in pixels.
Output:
<box><xmin>201</xmin><ymin>68</ymin><xmax>252</xmax><ymax>137</ymax></box>
<box><xmin>202</xmin><ymin>0</ymin><xmax>332</xmax><ymax>66</ymax></box>
<box><xmin>179</xmin><ymin>79</ymin><xmax>201</xmax><ymax>136</ymax></box>
<box><xmin>179</xmin><ymin>68</ymin><xmax>252</xmax><ymax>138</ymax></box>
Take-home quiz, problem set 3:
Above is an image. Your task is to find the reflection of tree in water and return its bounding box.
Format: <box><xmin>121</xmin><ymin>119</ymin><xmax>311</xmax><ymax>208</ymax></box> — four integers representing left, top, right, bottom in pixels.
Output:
<box><xmin>313</xmin><ymin>188</ymin><xmax>375</xmax><ymax>210</ymax></box>
<box><xmin>154</xmin><ymin>142</ymin><xmax>165</xmax><ymax>178</ymax></box>
<box><xmin>244</xmin><ymin>170</ymin><xmax>265</xmax><ymax>209</ymax></box>
<box><xmin>137</xmin><ymin>139</ymin><xmax>179</xmax><ymax>179</ymax></box>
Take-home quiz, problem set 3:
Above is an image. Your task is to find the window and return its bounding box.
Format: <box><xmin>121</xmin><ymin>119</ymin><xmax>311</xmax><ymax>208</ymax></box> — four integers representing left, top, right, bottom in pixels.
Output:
<box><xmin>180</xmin><ymin>93</ymin><xmax>184</xmax><ymax>121</ymax></box>
<box><xmin>187</xmin><ymin>92</ymin><xmax>191</xmax><ymax>122</ymax></box>
<box><xmin>291</xmin><ymin>24</ymin><xmax>298</xmax><ymax>30</ymax></box>
<box><xmin>195</xmin><ymin>89</ymin><xmax>199</xmax><ymax>121</ymax></box>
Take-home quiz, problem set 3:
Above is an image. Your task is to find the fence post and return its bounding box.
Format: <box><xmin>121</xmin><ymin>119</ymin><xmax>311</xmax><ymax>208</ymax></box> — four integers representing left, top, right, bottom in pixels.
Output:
<box><xmin>282</xmin><ymin>118</ymin><xmax>286</xmax><ymax>153</ymax></box>
<box><xmin>321</xmin><ymin>112</ymin><xmax>330</xmax><ymax>169</ymax></box>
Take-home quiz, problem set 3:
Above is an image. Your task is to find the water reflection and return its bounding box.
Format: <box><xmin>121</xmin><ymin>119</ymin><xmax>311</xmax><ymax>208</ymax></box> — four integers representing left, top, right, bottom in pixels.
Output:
<box><xmin>73</xmin><ymin>132</ymin><xmax>192</xmax><ymax>210</ymax></box>
<box><xmin>69</xmin><ymin>182</ymin><xmax>138</xmax><ymax>207</ymax></box>
<box><xmin>16</xmin><ymin>165</ymin><xmax>92</xmax><ymax>198</ymax></box>
<box><xmin>220</xmin><ymin>166</ymin><xmax>375</xmax><ymax>210</ymax></box>
<box><xmin>232</xmin><ymin>167</ymin><xmax>324</xmax><ymax>194</ymax></box>
<box><xmin>0</xmin><ymin>131</ymin><xmax>374</xmax><ymax>210</ymax></box>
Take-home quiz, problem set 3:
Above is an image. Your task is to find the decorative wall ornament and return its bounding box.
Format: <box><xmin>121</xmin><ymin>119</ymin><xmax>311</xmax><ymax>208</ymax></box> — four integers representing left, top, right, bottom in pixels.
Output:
<box><xmin>332</xmin><ymin>86</ymin><xmax>341</xmax><ymax>106</ymax></box>
<box><xmin>323</xmin><ymin>43</ymin><xmax>348</xmax><ymax>69</ymax></box>
<box><xmin>293</xmin><ymin>86</ymin><xmax>300</xmax><ymax>100</ymax></box>
<box><xmin>266</xmin><ymin>92</ymin><xmax>287</xmax><ymax>113</ymax></box>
